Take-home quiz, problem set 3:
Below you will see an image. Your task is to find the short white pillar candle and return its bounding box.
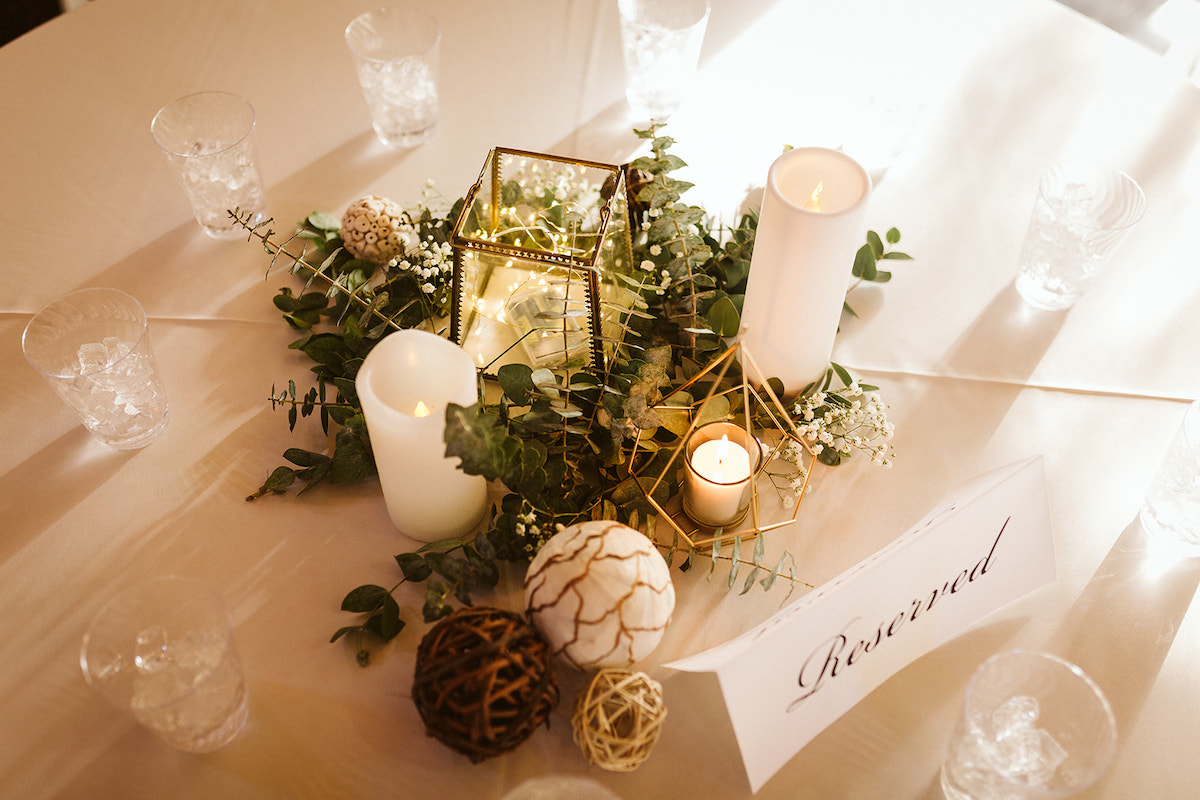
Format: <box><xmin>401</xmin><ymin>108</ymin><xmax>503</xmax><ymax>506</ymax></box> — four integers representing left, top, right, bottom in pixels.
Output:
<box><xmin>681</xmin><ymin>421</ymin><xmax>760</xmax><ymax>528</ymax></box>
<box><xmin>356</xmin><ymin>329</ymin><xmax>489</xmax><ymax>542</ymax></box>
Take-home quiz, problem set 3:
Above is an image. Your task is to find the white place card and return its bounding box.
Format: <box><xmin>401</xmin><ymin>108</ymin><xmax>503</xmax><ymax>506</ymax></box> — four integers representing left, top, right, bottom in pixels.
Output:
<box><xmin>666</xmin><ymin>456</ymin><xmax>1056</xmax><ymax>793</ymax></box>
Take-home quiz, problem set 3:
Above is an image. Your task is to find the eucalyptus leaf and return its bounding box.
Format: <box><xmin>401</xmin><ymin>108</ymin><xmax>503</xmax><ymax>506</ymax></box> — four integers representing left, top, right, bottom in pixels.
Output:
<box><xmin>308</xmin><ymin>210</ymin><xmax>342</xmax><ymax>231</ymax></box>
<box><xmin>706</xmin><ymin>293</ymin><xmax>741</xmax><ymax>336</ymax></box>
<box><xmin>341</xmin><ymin>584</ymin><xmax>389</xmax><ymax>613</ymax></box>
<box><xmin>852</xmin><ymin>244</ymin><xmax>878</xmax><ymax>281</ymax></box>
<box><xmin>866</xmin><ymin>230</ymin><xmax>884</xmax><ymax>258</ymax></box>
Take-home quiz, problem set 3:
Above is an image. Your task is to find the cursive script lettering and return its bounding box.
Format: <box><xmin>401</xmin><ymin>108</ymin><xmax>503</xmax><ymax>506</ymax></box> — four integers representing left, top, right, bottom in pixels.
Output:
<box><xmin>788</xmin><ymin>517</ymin><xmax>1010</xmax><ymax>712</ymax></box>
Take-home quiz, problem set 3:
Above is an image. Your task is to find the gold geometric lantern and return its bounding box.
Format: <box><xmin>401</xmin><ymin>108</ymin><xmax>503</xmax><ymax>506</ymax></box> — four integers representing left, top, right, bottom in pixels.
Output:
<box><xmin>627</xmin><ymin>339</ymin><xmax>819</xmax><ymax>549</ymax></box>
<box><xmin>449</xmin><ymin>147</ymin><xmax>639</xmax><ymax>373</ymax></box>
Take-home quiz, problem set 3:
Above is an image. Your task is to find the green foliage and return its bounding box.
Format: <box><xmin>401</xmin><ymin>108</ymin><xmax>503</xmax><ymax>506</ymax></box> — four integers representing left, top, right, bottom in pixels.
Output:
<box><xmin>235</xmin><ymin>127</ymin><xmax>912</xmax><ymax>665</ymax></box>
<box><xmin>844</xmin><ymin>227</ymin><xmax>912</xmax><ymax>319</ymax></box>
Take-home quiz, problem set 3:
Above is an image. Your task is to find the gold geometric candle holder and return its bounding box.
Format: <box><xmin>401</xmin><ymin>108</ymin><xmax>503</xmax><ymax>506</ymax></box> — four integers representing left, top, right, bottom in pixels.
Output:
<box><xmin>626</xmin><ymin>339</ymin><xmax>818</xmax><ymax>548</ymax></box>
<box><xmin>449</xmin><ymin>147</ymin><xmax>640</xmax><ymax>373</ymax></box>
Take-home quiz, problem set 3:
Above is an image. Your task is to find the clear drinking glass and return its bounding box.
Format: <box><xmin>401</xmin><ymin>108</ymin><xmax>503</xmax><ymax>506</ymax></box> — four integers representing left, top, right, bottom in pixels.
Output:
<box><xmin>1014</xmin><ymin>160</ymin><xmax>1145</xmax><ymax>310</ymax></box>
<box><xmin>345</xmin><ymin>7</ymin><xmax>441</xmax><ymax>149</ymax></box>
<box><xmin>150</xmin><ymin>91</ymin><xmax>267</xmax><ymax>240</ymax></box>
<box><xmin>617</xmin><ymin>0</ymin><xmax>710</xmax><ymax>120</ymax></box>
<box><xmin>22</xmin><ymin>288</ymin><xmax>169</xmax><ymax>450</ymax></box>
<box><xmin>940</xmin><ymin>651</ymin><xmax>1117</xmax><ymax>800</ymax></box>
<box><xmin>80</xmin><ymin>576</ymin><xmax>249</xmax><ymax>753</ymax></box>
<box><xmin>1140</xmin><ymin>400</ymin><xmax>1200</xmax><ymax>556</ymax></box>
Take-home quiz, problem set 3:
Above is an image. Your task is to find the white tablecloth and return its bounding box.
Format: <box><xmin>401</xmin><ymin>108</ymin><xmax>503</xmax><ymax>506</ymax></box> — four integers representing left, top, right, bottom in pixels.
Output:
<box><xmin>2</xmin><ymin>0</ymin><xmax>1199</xmax><ymax>797</ymax></box>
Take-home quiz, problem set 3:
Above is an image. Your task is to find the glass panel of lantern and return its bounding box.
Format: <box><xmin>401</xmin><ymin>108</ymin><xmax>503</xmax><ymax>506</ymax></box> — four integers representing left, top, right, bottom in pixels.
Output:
<box><xmin>449</xmin><ymin>147</ymin><xmax>638</xmax><ymax>372</ymax></box>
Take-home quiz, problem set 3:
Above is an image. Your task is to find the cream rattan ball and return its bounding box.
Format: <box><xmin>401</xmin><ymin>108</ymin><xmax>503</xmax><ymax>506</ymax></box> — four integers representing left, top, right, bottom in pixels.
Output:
<box><xmin>571</xmin><ymin>668</ymin><xmax>667</xmax><ymax>772</ymax></box>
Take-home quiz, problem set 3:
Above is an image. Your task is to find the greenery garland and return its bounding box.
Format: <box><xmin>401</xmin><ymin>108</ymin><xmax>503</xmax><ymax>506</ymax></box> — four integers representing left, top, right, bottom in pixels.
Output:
<box><xmin>237</xmin><ymin>125</ymin><xmax>911</xmax><ymax>665</ymax></box>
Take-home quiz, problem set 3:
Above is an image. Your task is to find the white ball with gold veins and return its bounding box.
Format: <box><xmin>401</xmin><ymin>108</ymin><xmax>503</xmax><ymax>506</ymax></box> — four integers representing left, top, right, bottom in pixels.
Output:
<box><xmin>524</xmin><ymin>521</ymin><xmax>675</xmax><ymax>670</ymax></box>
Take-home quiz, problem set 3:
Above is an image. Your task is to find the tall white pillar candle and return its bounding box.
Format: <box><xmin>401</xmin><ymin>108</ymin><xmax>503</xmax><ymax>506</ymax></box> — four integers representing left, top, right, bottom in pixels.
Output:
<box><xmin>739</xmin><ymin>147</ymin><xmax>871</xmax><ymax>394</ymax></box>
<box><xmin>356</xmin><ymin>329</ymin><xmax>489</xmax><ymax>542</ymax></box>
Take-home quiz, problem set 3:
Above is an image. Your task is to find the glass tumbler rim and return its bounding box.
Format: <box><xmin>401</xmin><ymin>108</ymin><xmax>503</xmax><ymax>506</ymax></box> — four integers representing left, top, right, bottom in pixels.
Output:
<box><xmin>1173</xmin><ymin>399</ymin><xmax>1200</xmax><ymax>454</ymax></box>
<box><xmin>1037</xmin><ymin>159</ymin><xmax>1146</xmax><ymax>233</ymax></box>
<box><xmin>21</xmin><ymin>286</ymin><xmax>149</xmax><ymax>380</ymax></box>
<box><xmin>961</xmin><ymin>649</ymin><xmax>1118</xmax><ymax>788</ymax></box>
<box><xmin>344</xmin><ymin>6</ymin><xmax>442</xmax><ymax>64</ymax></box>
<box><xmin>618</xmin><ymin>0</ymin><xmax>711</xmax><ymax>28</ymax></box>
<box><xmin>150</xmin><ymin>90</ymin><xmax>257</xmax><ymax>159</ymax></box>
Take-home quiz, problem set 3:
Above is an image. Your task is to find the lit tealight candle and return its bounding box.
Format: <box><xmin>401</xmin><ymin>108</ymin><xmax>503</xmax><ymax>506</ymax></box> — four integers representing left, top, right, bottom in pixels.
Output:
<box><xmin>682</xmin><ymin>423</ymin><xmax>759</xmax><ymax>528</ymax></box>
<box><xmin>356</xmin><ymin>330</ymin><xmax>489</xmax><ymax>542</ymax></box>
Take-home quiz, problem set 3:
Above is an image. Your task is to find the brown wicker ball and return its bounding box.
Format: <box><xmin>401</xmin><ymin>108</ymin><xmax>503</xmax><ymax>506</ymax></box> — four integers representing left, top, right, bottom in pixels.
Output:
<box><xmin>412</xmin><ymin>606</ymin><xmax>559</xmax><ymax>762</ymax></box>
<box><xmin>571</xmin><ymin>668</ymin><xmax>667</xmax><ymax>771</ymax></box>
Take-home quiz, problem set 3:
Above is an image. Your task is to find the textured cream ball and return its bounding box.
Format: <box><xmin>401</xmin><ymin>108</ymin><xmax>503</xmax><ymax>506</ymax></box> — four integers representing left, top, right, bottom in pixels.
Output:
<box><xmin>338</xmin><ymin>195</ymin><xmax>415</xmax><ymax>263</ymax></box>
<box><xmin>524</xmin><ymin>521</ymin><xmax>675</xmax><ymax>670</ymax></box>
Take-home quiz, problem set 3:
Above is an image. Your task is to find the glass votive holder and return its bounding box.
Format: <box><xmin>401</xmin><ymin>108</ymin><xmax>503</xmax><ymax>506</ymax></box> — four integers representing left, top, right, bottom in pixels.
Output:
<box><xmin>681</xmin><ymin>420</ymin><xmax>761</xmax><ymax>528</ymax></box>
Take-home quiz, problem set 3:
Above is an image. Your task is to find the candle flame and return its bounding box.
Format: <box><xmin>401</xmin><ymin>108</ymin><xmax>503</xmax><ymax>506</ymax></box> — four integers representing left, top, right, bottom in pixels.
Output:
<box><xmin>413</xmin><ymin>400</ymin><xmax>432</xmax><ymax>418</ymax></box>
<box><xmin>804</xmin><ymin>181</ymin><xmax>824</xmax><ymax>212</ymax></box>
<box><xmin>716</xmin><ymin>434</ymin><xmax>730</xmax><ymax>467</ymax></box>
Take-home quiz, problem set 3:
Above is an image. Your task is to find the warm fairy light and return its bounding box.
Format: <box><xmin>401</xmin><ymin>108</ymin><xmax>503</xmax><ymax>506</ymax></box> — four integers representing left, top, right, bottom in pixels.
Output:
<box><xmin>804</xmin><ymin>181</ymin><xmax>824</xmax><ymax>212</ymax></box>
<box><xmin>413</xmin><ymin>400</ymin><xmax>432</xmax><ymax>418</ymax></box>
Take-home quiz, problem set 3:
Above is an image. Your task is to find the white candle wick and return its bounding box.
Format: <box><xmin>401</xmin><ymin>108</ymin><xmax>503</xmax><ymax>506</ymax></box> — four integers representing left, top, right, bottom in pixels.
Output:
<box><xmin>715</xmin><ymin>434</ymin><xmax>730</xmax><ymax>478</ymax></box>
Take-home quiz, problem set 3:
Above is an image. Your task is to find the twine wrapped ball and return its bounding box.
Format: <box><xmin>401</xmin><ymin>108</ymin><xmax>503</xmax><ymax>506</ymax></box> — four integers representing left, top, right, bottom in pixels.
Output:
<box><xmin>411</xmin><ymin>606</ymin><xmax>559</xmax><ymax>763</ymax></box>
<box><xmin>572</xmin><ymin>668</ymin><xmax>667</xmax><ymax>771</ymax></box>
<box><xmin>338</xmin><ymin>194</ymin><xmax>413</xmax><ymax>262</ymax></box>
<box><xmin>524</xmin><ymin>520</ymin><xmax>675</xmax><ymax>670</ymax></box>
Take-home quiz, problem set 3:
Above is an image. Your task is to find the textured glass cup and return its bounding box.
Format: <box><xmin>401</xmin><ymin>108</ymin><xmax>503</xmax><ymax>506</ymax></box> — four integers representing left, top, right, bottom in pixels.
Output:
<box><xmin>941</xmin><ymin>651</ymin><xmax>1117</xmax><ymax>800</ymax></box>
<box><xmin>1014</xmin><ymin>161</ymin><xmax>1145</xmax><ymax>310</ymax></box>
<box><xmin>80</xmin><ymin>576</ymin><xmax>249</xmax><ymax>753</ymax></box>
<box><xmin>22</xmin><ymin>288</ymin><xmax>169</xmax><ymax>450</ymax></box>
<box><xmin>345</xmin><ymin>7</ymin><xmax>441</xmax><ymax>149</ymax></box>
<box><xmin>151</xmin><ymin>91</ymin><xmax>267</xmax><ymax>240</ymax></box>
<box><xmin>617</xmin><ymin>0</ymin><xmax>710</xmax><ymax>119</ymax></box>
<box><xmin>1140</xmin><ymin>400</ymin><xmax>1200</xmax><ymax>556</ymax></box>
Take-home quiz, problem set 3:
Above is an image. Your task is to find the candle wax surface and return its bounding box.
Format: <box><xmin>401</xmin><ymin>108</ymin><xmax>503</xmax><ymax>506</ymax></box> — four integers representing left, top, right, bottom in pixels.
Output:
<box><xmin>690</xmin><ymin>436</ymin><xmax>752</xmax><ymax>484</ymax></box>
